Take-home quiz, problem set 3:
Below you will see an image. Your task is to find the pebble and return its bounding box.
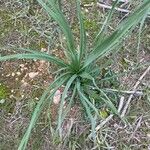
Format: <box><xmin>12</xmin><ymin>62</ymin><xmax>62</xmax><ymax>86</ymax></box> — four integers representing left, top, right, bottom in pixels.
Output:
<box><xmin>28</xmin><ymin>72</ymin><xmax>39</xmax><ymax>78</ymax></box>
<box><xmin>20</xmin><ymin>64</ymin><xmax>25</xmax><ymax>68</ymax></box>
<box><xmin>12</xmin><ymin>72</ymin><xmax>15</xmax><ymax>77</ymax></box>
<box><xmin>16</xmin><ymin>72</ymin><xmax>21</xmax><ymax>76</ymax></box>
<box><xmin>6</xmin><ymin>74</ymin><xmax>10</xmax><ymax>77</ymax></box>
<box><xmin>53</xmin><ymin>90</ymin><xmax>61</xmax><ymax>104</ymax></box>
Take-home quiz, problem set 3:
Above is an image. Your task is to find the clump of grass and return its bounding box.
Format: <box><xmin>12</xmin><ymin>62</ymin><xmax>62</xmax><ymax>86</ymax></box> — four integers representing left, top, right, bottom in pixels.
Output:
<box><xmin>0</xmin><ymin>84</ymin><xmax>14</xmax><ymax>113</ymax></box>
<box><xmin>0</xmin><ymin>0</ymin><xmax>150</xmax><ymax>149</ymax></box>
<box><xmin>0</xmin><ymin>84</ymin><xmax>10</xmax><ymax>100</ymax></box>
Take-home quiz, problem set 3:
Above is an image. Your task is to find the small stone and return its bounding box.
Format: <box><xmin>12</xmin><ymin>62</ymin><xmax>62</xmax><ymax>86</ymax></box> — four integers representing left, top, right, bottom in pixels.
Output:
<box><xmin>21</xmin><ymin>95</ymin><xmax>24</xmax><ymax>98</ymax></box>
<box><xmin>20</xmin><ymin>64</ymin><xmax>25</xmax><ymax>68</ymax></box>
<box><xmin>53</xmin><ymin>90</ymin><xmax>61</xmax><ymax>104</ymax></box>
<box><xmin>28</xmin><ymin>72</ymin><xmax>39</xmax><ymax>78</ymax></box>
<box><xmin>21</xmin><ymin>79</ymin><xmax>25</xmax><ymax>83</ymax></box>
<box><xmin>6</xmin><ymin>74</ymin><xmax>10</xmax><ymax>77</ymax></box>
<box><xmin>41</xmin><ymin>48</ymin><xmax>47</xmax><ymax>52</ymax></box>
<box><xmin>85</xmin><ymin>8</ymin><xmax>89</xmax><ymax>12</ymax></box>
<box><xmin>16</xmin><ymin>72</ymin><xmax>21</xmax><ymax>76</ymax></box>
<box><xmin>21</xmin><ymin>68</ymin><xmax>24</xmax><ymax>71</ymax></box>
<box><xmin>0</xmin><ymin>99</ymin><xmax>5</xmax><ymax>104</ymax></box>
<box><xmin>12</xmin><ymin>73</ymin><xmax>15</xmax><ymax>76</ymax></box>
<box><xmin>9</xmin><ymin>95</ymin><xmax>14</xmax><ymax>98</ymax></box>
<box><xmin>35</xmin><ymin>97</ymin><xmax>39</xmax><ymax>100</ymax></box>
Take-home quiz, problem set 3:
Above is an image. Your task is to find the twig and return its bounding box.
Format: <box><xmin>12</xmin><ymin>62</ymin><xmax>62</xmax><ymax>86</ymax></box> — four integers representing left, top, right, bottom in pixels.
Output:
<box><xmin>95</xmin><ymin>114</ymin><xmax>114</xmax><ymax>131</ymax></box>
<box><xmin>121</xmin><ymin>66</ymin><xmax>150</xmax><ymax>117</ymax></box>
<box><xmin>117</xmin><ymin>11</ymin><xmax>130</xmax><ymax>24</ymax></box>
<box><xmin>112</xmin><ymin>0</ymin><xmax>128</xmax><ymax>2</ymax></box>
<box><xmin>91</xmin><ymin>96</ymin><xmax>125</xmax><ymax>134</ymax></box>
<box><xmin>97</xmin><ymin>2</ymin><xmax>130</xmax><ymax>13</ymax></box>
<box><xmin>118</xmin><ymin>96</ymin><xmax>125</xmax><ymax>113</ymax></box>
<box><xmin>128</xmin><ymin>115</ymin><xmax>143</xmax><ymax>142</ymax></box>
<box><xmin>103</xmin><ymin>88</ymin><xmax>143</xmax><ymax>96</ymax></box>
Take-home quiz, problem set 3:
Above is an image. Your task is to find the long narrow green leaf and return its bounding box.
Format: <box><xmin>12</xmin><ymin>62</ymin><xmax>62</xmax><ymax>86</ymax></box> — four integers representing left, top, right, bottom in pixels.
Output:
<box><xmin>0</xmin><ymin>53</ymin><xmax>67</xmax><ymax>67</ymax></box>
<box><xmin>79</xmin><ymin>72</ymin><xmax>117</xmax><ymax>118</ymax></box>
<box><xmin>62</xmin><ymin>84</ymin><xmax>77</xmax><ymax>121</ymax></box>
<box><xmin>77</xmin><ymin>0</ymin><xmax>86</xmax><ymax>61</ymax></box>
<box><xmin>94</xmin><ymin>0</ymin><xmax>119</xmax><ymax>48</ymax></box>
<box><xmin>83</xmin><ymin>1</ymin><xmax>150</xmax><ymax>68</ymax></box>
<box><xmin>98</xmin><ymin>62</ymin><xmax>150</xmax><ymax>82</ymax></box>
<box><xmin>77</xmin><ymin>81</ymin><xmax>99</xmax><ymax>116</ymax></box>
<box><xmin>77</xmin><ymin>81</ymin><xmax>96</xmax><ymax>138</ymax></box>
<box><xmin>100</xmin><ymin>92</ymin><xmax>118</xmax><ymax>115</ymax></box>
<box><xmin>37</xmin><ymin>0</ymin><xmax>77</xmax><ymax>59</ymax></box>
<box><xmin>137</xmin><ymin>11</ymin><xmax>148</xmax><ymax>56</ymax></box>
<box><xmin>57</xmin><ymin>74</ymin><xmax>77</xmax><ymax>136</ymax></box>
<box><xmin>92</xmin><ymin>79</ymin><xmax>119</xmax><ymax>115</ymax></box>
<box><xmin>18</xmin><ymin>73</ymin><xmax>70</xmax><ymax>150</ymax></box>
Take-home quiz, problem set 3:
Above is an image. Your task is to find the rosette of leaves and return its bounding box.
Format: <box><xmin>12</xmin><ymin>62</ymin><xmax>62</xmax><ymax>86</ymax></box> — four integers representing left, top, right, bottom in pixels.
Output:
<box><xmin>0</xmin><ymin>0</ymin><xmax>150</xmax><ymax>149</ymax></box>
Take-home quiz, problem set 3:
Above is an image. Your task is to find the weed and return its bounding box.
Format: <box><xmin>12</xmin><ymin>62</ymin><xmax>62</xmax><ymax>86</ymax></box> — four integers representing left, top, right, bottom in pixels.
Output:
<box><xmin>0</xmin><ymin>0</ymin><xmax>150</xmax><ymax>149</ymax></box>
<box><xmin>0</xmin><ymin>84</ymin><xmax>9</xmax><ymax>100</ymax></box>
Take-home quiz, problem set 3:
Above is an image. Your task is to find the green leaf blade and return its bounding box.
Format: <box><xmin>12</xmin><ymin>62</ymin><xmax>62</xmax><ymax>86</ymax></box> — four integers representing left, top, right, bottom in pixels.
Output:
<box><xmin>83</xmin><ymin>1</ymin><xmax>150</xmax><ymax>68</ymax></box>
<box><xmin>0</xmin><ymin>53</ymin><xmax>67</xmax><ymax>67</ymax></box>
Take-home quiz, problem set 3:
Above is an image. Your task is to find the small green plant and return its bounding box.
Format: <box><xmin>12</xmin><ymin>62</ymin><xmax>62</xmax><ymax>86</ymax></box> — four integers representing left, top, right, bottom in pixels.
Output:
<box><xmin>0</xmin><ymin>0</ymin><xmax>150</xmax><ymax>149</ymax></box>
<box><xmin>0</xmin><ymin>84</ymin><xmax>9</xmax><ymax>100</ymax></box>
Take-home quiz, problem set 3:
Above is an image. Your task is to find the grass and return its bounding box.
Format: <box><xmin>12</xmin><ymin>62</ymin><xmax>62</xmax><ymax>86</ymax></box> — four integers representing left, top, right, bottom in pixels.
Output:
<box><xmin>0</xmin><ymin>0</ymin><xmax>150</xmax><ymax>149</ymax></box>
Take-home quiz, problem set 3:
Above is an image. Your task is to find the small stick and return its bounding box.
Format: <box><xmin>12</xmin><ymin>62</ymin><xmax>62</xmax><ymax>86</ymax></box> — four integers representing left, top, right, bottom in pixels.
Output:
<box><xmin>91</xmin><ymin>96</ymin><xmax>125</xmax><ymax>134</ymax></box>
<box><xmin>121</xmin><ymin>66</ymin><xmax>150</xmax><ymax>117</ymax></box>
<box><xmin>97</xmin><ymin>2</ymin><xmax>130</xmax><ymax>13</ymax></box>
<box><xmin>103</xmin><ymin>88</ymin><xmax>143</xmax><ymax>96</ymax></box>
<box><xmin>112</xmin><ymin>0</ymin><xmax>128</xmax><ymax>2</ymax></box>
<box><xmin>128</xmin><ymin>115</ymin><xmax>143</xmax><ymax>142</ymax></box>
<box><xmin>118</xmin><ymin>96</ymin><xmax>125</xmax><ymax>113</ymax></box>
<box><xmin>95</xmin><ymin>114</ymin><xmax>114</xmax><ymax>131</ymax></box>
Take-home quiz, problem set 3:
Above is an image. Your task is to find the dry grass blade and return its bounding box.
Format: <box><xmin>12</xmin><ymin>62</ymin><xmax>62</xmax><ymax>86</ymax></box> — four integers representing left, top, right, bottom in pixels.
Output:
<box><xmin>121</xmin><ymin>66</ymin><xmax>150</xmax><ymax>117</ymax></box>
<box><xmin>97</xmin><ymin>2</ymin><xmax>130</xmax><ymax>13</ymax></box>
<box><xmin>89</xmin><ymin>96</ymin><xmax>125</xmax><ymax>137</ymax></box>
<box><xmin>128</xmin><ymin>115</ymin><xmax>143</xmax><ymax>142</ymax></box>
